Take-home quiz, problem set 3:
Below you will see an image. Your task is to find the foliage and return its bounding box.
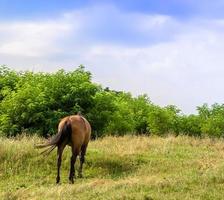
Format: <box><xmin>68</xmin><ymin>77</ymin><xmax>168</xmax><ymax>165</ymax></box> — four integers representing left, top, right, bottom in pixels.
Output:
<box><xmin>0</xmin><ymin>66</ymin><xmax>98</xmax><ymax>136</ymax></box>
<box><xmin>179</xmin><ymin>115</ymin><xmax>201</xmax><ymax>136</ymax></box>
<box><xmin>197</xmin><ymin>103</ymin><xmax>224</xmax><ymax>137</ymax></box>
<box><xmin>105</xmin><ymin>92</ymin><xmax>136</xmax><ymax>135</ymax></box>
<box><xmin>1</xmin><ymin>66</ymin><xmax>224</xmax><ymax>138</ymax></box>
<box><xmin>132</xmin><ymin>94</ymin><xmax>152</xmax><ymax>134</ymax></box>
<box><xmin>87</xmin><ymin>90</ymin><xmax>117</xmax><ymax>138</ymax></box>
<box><xmin>147</xmin><ymin>105</ymin><xmax>181</xmax><ymax>135</ymax></box>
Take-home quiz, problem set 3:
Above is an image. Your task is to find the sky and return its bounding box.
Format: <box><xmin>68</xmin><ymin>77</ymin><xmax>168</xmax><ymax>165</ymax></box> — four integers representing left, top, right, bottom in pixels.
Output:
<box><xmin>1</xmin><ymin>0</ymin><xmax>224</xmax><ymax>114</ymax></box>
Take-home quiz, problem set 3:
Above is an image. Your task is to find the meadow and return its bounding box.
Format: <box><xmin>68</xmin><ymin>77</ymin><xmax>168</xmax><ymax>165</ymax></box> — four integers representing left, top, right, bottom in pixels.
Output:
<box><xmin>1</xmin><ymin>135</ymin><xmax>224</xmax><ymax>200</ymax></box>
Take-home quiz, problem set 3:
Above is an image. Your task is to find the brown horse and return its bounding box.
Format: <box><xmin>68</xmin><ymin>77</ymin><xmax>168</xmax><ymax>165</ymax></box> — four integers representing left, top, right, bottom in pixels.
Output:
<box><xmin>36</xmin><ymin>114</ymin><xmax>91</xmax><ymax>184</ymax></box>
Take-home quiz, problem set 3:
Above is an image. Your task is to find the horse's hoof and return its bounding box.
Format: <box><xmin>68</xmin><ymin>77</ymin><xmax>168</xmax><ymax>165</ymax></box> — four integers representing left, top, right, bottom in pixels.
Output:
<box><xmin>56</xmin><ymin>177</ymin><xmax>60</xmax><ymax>184</ymax></box>
<box><xmin>69</xmin><ymin>178</ymin><xmax>74</xmax><ymax>184</ymax></box>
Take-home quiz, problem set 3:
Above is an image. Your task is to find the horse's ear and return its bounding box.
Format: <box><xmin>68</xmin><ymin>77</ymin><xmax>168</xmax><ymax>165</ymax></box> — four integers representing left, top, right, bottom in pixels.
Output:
<box><xmin>77</xmin><ymin>111</ymin><xmax>82</xmax><ymax>116</ymax></box>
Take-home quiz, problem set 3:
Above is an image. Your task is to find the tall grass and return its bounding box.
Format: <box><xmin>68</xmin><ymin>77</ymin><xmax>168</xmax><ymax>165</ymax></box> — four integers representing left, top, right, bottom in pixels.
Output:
<box><xmin>1</xmin><ymin>135</ymin><xmax>224</xmax><ymax>199</ymax></box>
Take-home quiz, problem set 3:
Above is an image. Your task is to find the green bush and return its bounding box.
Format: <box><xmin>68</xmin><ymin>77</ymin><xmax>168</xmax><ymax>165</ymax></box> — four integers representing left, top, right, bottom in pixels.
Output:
<box><xmin>0</xmin><ymin>66</ymin><xmax>98</xmax><ymax>136</ymax></box>
<box><xmin>1</xmin><ymin>66</ymin><xmax>224</xmax><ymax>138</ymax></box>
<box><xmin>198</xmin><ymin>103</ymin><xmax>224</xmax><ymax>137</ymax></box>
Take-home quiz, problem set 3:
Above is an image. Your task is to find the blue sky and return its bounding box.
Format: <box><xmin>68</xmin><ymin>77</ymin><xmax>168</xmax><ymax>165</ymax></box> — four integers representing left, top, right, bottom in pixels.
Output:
<box><xmin>1</xmin><ymin>0</ymin><xmax>224</xmax><ymax>19</ymax></box>
<box><xmin>1</xmin><ymin>0</ymin><xmax>224</xmax><ymax>114</ymax></box>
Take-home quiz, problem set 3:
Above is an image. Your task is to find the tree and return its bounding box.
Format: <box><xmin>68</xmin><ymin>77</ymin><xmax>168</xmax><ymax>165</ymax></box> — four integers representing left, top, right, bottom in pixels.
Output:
<box><xmin>0</xmin><ymin>66</ymin><xmax>99</xmax><ymax>136</ymax></box>
<box><xmin>132</xmin><ymin>94</ymin><xmax>151</xmax><ymax>134</ymax></box>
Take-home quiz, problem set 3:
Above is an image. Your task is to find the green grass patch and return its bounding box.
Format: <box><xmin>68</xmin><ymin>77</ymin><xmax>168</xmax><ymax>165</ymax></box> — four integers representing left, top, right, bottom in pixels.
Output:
<box><xmin>1</xmin><ymin>135</ymin><xmax>224</xmax><ymax>199</ymax></box>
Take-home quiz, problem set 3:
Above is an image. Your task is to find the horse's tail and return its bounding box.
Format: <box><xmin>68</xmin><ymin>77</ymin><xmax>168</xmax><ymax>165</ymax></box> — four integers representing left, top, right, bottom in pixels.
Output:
<box><xmin>35</xmin><ymin>120</ymin><xmax>72</xmax><ymax>155</ymax></box>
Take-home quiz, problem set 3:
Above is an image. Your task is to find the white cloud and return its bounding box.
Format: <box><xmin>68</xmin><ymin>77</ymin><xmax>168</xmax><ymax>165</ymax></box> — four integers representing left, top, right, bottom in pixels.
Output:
<box><xmin>0</xmin><ymin>20</ymin><xmax>73</xmax><ymax>57</ymax></box>
<box><xmin>82</xmin><ymin>29</ymin><xmax>224</xmax><ymax>114</ymax></box>
<box><xmin>1</xmin><ymin>5</ymin><xmax>224</xmax><ymax>113</ymax></box>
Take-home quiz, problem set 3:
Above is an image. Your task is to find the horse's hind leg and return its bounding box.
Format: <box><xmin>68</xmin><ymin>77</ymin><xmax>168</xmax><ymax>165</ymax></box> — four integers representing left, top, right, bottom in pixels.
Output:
<box><xmin>69</xmin><ymin>148</ymin><xmax>79</xmax><ymax>184</ymax></box>
<box><xmin>78</xmin><ymin>145</ymin><xmax>87</xmax><ymax>178</ymax></box>
<box><xmin>56</xmin><ymin>142</ymin><xmax>67</xmax><ymax>184</ymax></box>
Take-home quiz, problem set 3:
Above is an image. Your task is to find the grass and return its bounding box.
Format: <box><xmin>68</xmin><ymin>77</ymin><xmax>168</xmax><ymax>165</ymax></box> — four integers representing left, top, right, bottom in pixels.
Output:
<box><xmin>1</xmin><ymin>135</ymin><xmax>224</xmax><ymax>200</ymax></box>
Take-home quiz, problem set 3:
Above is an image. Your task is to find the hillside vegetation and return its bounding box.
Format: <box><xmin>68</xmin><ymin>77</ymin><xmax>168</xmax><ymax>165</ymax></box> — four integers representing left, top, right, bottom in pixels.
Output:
<box><xmin>1</xmin><ymin>65</ymin><xmax>224</xmax><ymax>138</ymax></box>
<box><xmin>1</xmin><ymin>135</ymin><xmax>224</xmax><ymax>200</ymax></box>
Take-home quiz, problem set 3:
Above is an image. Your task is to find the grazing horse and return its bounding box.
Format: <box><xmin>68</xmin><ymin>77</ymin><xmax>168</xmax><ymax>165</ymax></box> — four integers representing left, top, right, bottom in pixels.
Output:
<box><xmin>36</xmin><ymin>114</ymin><xmax>91</xmax><ymax>184</ymax></box>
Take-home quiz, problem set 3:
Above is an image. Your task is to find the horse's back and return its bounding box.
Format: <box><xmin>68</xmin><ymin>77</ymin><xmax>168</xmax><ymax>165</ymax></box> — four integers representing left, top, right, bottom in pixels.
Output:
<box><xmin>60</xmin><ymin>115</ymin><xmax>91</xmax><ymax>147</ymax></box>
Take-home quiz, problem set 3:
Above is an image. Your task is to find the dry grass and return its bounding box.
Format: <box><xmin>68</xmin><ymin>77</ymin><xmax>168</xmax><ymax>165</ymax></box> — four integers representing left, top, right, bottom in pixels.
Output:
<box><xmin>1</xmin><ymin>135</ymin><xmax>224</xmax><ymax>199</ymax></box>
